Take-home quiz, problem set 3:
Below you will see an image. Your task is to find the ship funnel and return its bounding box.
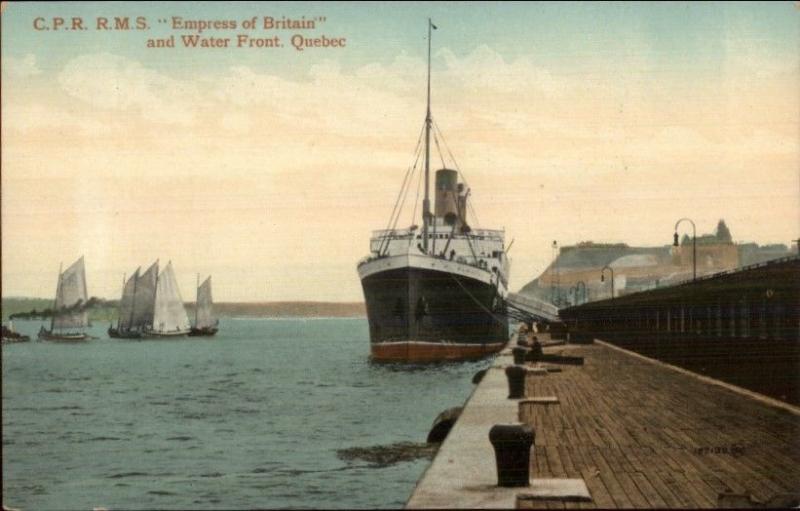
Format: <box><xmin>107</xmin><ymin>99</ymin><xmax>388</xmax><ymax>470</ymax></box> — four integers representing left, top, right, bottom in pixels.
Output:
<box><xmin>435</xmin><ymin>168</ymin><xmax>459</xmax><ymax>225</ymax></box>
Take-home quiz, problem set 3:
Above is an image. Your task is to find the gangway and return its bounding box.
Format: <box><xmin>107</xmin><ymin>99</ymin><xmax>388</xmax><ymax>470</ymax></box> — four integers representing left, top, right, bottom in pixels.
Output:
<box><xmin>504</xmin><ymin>292</ymin><xmax>560</xmax><ymax>324</ymax></box>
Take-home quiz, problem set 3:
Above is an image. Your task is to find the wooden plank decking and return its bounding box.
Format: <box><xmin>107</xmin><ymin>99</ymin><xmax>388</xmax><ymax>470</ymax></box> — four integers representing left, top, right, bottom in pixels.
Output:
<box><xmin>518</xmin><ymin>341</ymin><xmax>800</xmax><ymax>509</ymax></box>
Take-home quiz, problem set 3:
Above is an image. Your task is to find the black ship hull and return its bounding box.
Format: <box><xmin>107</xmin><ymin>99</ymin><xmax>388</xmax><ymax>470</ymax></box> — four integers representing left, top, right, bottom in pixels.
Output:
<box><xmin>361</xmin><ymin>265</ymin><xmax>508</xmax><ymax>362</ymax></box>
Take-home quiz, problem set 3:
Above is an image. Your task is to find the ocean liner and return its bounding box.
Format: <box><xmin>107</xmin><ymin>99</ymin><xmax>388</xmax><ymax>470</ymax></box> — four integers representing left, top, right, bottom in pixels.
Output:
<box><xmin>357</xmin><ymin>20</ymin><xmax>510</xmax><ymax>362</ymax></box>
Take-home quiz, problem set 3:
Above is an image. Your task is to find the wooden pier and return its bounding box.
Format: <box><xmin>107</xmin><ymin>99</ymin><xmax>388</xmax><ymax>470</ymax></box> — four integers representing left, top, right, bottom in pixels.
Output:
<box><xmin>407</xmin><ymin>337</ymin><xmax>800</xmax><ymax>509</ymax></box>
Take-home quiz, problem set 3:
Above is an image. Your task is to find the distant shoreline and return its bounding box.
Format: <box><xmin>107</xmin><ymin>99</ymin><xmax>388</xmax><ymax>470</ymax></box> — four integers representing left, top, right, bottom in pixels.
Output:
<box><xmin>211</xmin><ymin>301</ymin><xmax>366</xmax><ymax>318</ymax></box>
<box><xmin>1</xmin><ymin>298</ymin><xmax>366</xmax><ymax>320</ymax></box>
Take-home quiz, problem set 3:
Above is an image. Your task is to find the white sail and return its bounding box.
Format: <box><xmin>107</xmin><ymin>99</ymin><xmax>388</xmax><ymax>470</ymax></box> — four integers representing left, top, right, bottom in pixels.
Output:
<box><xmin>117</xmin><ymin>268</ymin><xmax>140</xmax><ymax>330</ymax></box>
<box><xmin>53</xmin><ymin>257</ymin><xmax>89</xmax><ymax>330</ymax></box>
<box><xmin>195</xmin><ymin>276</ymin><xmax>215</xmax><ymax>329</ymax></box>
<box><xmin>132</xmin><ymin>261</ymin><xmax>158</xmax><ymax>330</ymax></box>
<box><xmin>152</xmin><ymin>262</ymin><xmax>190</xmax><ymax>334</ymax></box>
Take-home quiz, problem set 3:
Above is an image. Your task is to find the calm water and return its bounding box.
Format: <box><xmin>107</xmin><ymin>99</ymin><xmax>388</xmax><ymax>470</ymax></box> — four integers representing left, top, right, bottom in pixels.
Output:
<box><xmin>2</xmin><ymin>318</ymin><xmax>492</xmax><ymax>510</ymax></box>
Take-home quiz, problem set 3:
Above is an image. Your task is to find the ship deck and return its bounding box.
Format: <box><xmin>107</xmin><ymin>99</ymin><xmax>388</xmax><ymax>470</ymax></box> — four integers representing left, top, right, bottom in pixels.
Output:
<box><xmin>407</xmin><ymin>335</ymin><xmax>800</xmax><ymax>509</ymax></box>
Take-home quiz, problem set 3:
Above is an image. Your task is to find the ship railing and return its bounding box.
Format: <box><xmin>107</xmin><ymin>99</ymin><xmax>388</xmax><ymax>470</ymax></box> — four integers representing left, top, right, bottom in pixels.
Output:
<box><xmin>470</xmin><ymin>228</ymin><xmax>505</xmax><ymax>238</ymax></box>
<box><xmin>370</xmin><ymin>230</ymin><xmax>505</xmax><ymax>243</ymax></box>
<box><xmin>358</xmin><ymin>250</ymin><xmax>505</xmax><ymax>274</ymax></box>
<box><xmin>370</xmin><ymin>227</ymin><xmax>504</xmax><ymax>236</ymax></box>
<box><xmin>357</xmin><ymin>253</ymin><xmax>392</xmax><ymax>267</ymax></box>
<box><xmin>370</xmin><ymin>228</ymin><xmax>416</xmax><ymax>239</ymax></box>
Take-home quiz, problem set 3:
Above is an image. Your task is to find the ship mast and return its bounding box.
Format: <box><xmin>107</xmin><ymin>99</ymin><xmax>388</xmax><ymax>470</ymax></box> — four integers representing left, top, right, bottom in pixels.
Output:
<box><xmin>50</xmin><ymin>261</ymin><xmax>63</xmax><ymax>332</ymax></box>
<box><xmin>129</xmin><ymin>269</ymin><xmax>139</xmax><ymax>331</ymax></box>
<box><xmin>117</xmin><ymin>272</ymin><xmax>125</xmax><ymax>330</ymax></box>
<box><xmin>195</xmin><ymin>273</ymin><xmax>200</xmax><ymax>328</ymax></box>
<box><xmin>422</xmin><ymin>18</ymin><xmax>434</xmax><ymax>253</ymax></box>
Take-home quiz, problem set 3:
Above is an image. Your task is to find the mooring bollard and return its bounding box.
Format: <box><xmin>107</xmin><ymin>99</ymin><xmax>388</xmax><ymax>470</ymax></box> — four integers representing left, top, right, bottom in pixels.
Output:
<box><xmin>525</xmin><ymin>342</ymin><xmax>543</xmax><ymax>362</ymax></box>
<box><xmin>505</xmin><ymin>365</ymin><xmax>527</xmax><ymax>399</ymax></box>
<box><xmin>488</xmin><ymin>423</ymin><xmax>535</xmax><ymax>487</ymax></box>
<box><xmin>512</xmin><ymin>346</ymin><xmax>530</xmax><ymax>365</ymax></box>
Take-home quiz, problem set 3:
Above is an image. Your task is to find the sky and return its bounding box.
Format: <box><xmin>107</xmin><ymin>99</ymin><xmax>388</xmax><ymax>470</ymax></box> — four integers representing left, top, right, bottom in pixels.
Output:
<box><xmin>2</xmin><ymin>1</ymin><xmax>799</xmax><ymax>302</ymax></box>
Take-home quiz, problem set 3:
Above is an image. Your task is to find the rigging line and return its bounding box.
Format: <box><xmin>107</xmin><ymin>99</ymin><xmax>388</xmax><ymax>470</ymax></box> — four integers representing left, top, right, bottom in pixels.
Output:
<box><xmin>379</xmin><ymin>122</ymin><xmax>426</xmax><ymax>255</ymax></box>
<box><xmin>378</xmin><ymin>160</ymin><xmax>414</xmax><ymax>256</ymax></box>
<box><xmin>466</xmin><ymin>195</ymin><xmax>481</xmax><ymax>230</ymax></box>
<box><xmin>390</xmin><ymin>143</ymin><xmax>422</xmax><ymax>231</ymax></box>
<box><xmin>432</xmin><ymin>129</ymin><xmax>446</xmax><ymax>169</ymax></box>
<box><xmin>395</xmin><ymin>127</ymin><xmax>426</xmax><ymax>229</ymax></box>
<box><xmin>432</xmin><ymin>121</ymin><xmax>481</xmax><ymax>228</ymax></box>
<box><xmin>441</xmin><ymin>188</ymin><xmax>463</xmax><ymax>256</ymax></box>
<box><xmin>408</xmin><ymin>152</ymin><xmax>425</xmax><ymax>247</ymax></box>
<box><xmin>433</xmin><ymin>120</ymin><xmax>481</xmax><ymax>228</ymax></box>
<box><xmin>392</xmin><ymin>144</ymin><xmax>422</xmax><ymax>235</ymax></box>
<box><xmin>447</xmin><ymin>273</ymin><xmax>506</xmax><ymax>326</ymax></box>
<box><xmin>433</xmin><ymin>119</ymin><xmax>463</xmax><ymax>175</ymax></box>
<box><xmin>460</xmin><ymin>189</ymin><xmax>480</xmax><ymax>264</ymax></box>
<box><xmin>382</xmin><ymin>130</ymin><xmax>425</xmax><ymax>256</ymax></box>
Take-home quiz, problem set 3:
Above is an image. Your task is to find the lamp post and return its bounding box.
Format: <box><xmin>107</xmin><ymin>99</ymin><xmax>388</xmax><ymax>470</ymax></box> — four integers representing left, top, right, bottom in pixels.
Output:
<box><xmin>673</xmin><ymin>218</ymin><xmax>696</xmax><ymax>281</ymax></box>
<box><xmin>550</xmin><ymin>240</ymin><xmax>559</xmax><ymax>305</ymax></box>
<box><xmin>601</xmin><ymin>265</ymin><xmax>614</xmax><ymax>299</ymax></box>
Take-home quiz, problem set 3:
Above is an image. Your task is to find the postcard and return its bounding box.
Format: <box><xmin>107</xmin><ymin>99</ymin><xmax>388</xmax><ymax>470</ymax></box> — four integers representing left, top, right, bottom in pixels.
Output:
<box><xmin>2</xmin><ymin>2</ymin><xmax>798</xmax><ymax>509</ymax></box>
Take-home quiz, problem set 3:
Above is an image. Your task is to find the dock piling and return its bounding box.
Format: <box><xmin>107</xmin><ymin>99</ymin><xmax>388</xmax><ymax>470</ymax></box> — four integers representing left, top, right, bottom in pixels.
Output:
<box><xmin>512</xmin><ymin>346</ymin><xmax>530</xmax><ymax>365</ymax></box>
<box><xmin>505</xmin><ymin>365</ymin><xmax>527</xmax><ymax>399</ymax></box>
<box><xmin>488</xmin><ymin>423</ymin><xmax>535</xmax><ymax>487</ymax></box>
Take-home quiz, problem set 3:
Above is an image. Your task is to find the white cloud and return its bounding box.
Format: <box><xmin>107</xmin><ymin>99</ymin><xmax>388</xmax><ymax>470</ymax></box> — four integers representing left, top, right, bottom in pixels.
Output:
<box><xmin>11</xmin><ymin>47</ymin><xmax>799</xmax><ymax>185</ymax></box>
<box><xmin>2</xmin><ymin>42</ymin><xmax>798</xmax><ymax>301</ymax></box>
<box><xmin>1</xmin><ymin>102</ymin><xmax>108</xmax><ymax>136</ymax></box>
<box><xmin>438</xmin><ymin>45</ymin><xmax>573</xmax><ymax>98</ymax></box>
<box><xmin>3</xmin><ymin>54</ymin><xmax>42</xmax><ymax>78</ymax></box>
<box><xmin>355</xmin><ymin>52</ymin><xmax>425</xmax><ymax>95</ymax></box>
<box><xmin>58</xmin><ymin>53</ymin><xmax>199</xmax><ymax>125</ymax></box>
<box><xmin>213</xmin><ymin>62</ymin><xmax>419</xmax><ymax>139</ymax></box>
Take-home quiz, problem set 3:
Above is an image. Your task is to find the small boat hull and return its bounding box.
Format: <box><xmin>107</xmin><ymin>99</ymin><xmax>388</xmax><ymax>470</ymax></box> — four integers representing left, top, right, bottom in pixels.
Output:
<box><xmin>142</xmin><ymin>329</ymin><xmax>190</xmax><ymax>338</ymax></box>
<box><xmin>2</xmin><ymin>335</ymin><xmax>31</xmax><ymax>344</ymax></box>
<box><xmin>188</xmin><ymin>326</ymin><xmax>218</xmax><ymax>337</ymax></box>
<box><xmin>2</xmin><ymin>325</ymin><xmax>30</xmax><ymax>344</ymax></box>
<box><xmin>38</xmin><ymin>327</ymin><xmax>90</xmax><ymax>342</ymax></box>
<box><xmin>108</xmin><ymin>327</ymin><xmax>142</xmax><ymax>339</ymax></box>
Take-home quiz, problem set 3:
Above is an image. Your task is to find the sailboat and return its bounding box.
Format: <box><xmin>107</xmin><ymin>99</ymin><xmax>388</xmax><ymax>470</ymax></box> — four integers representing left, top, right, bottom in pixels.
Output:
<box><xmin>356</xmin><ymin>20</ymin><xmax>510</xmax><ymax>362</ymax></box>
<box><xmin>108</xmin><ymin>260</ymin><xmax>159</xmax><ymax>338</ymax></box>
<box><xmin>133</xmin><ymin>260</ymin><xmax>159</xmax><ymax>333</ymax></box>
<box><xmin>108</xmin><ymin>268</ymin><xmax>142</xmax><ymax>339</ymax></box>
<box><xmin>143</xmin><ymin>261</ymin><xmax>191</xmax><ymax>337</ymax></box>
<box><xmin>189</xmin><ymin>275</ymin><xmax>218</xmax><ymax>336</ymax></box>
<box><xmin>38</xmin><ymin>256</ymin><xmax>92</xmax><ymax>342</ymax></box>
